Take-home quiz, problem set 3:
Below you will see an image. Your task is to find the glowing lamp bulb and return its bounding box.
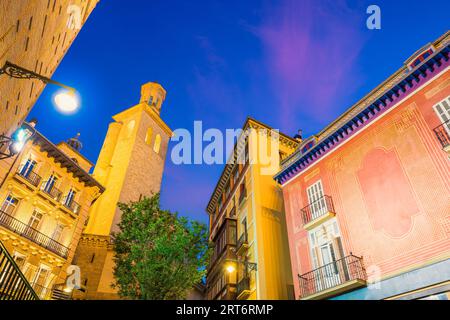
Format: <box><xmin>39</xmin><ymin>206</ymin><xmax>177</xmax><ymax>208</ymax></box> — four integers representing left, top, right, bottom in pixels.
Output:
<box><xmin>54</xmin><ymin>90</ymin><xmax>79</xmax><ymax>114</ymax></box>
<box><xmin>226</xmin><ymin>264</ymin><xmax>236</xmax><ymax>274</ymax></box>
<box><xmin>10</xmin><ymin>141</ymin><xmax>25</xmax><ymax>154</ymax></box>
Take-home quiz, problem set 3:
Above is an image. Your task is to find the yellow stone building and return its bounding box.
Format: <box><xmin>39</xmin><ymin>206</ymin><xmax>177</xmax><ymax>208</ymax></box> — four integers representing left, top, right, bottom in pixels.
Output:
<box><xmin>206</xmin><ymin>118</ymin><xmax>299</xmax><ymax>300</ymax></box>
<box><xmin>0</xmin><ymin>122</ymin><xmax>104</xmax><ymax>299</ymax></box>
<box><xmin>74</xmin><ymin>82</ymin><xmax>173</xmax><ymax>299</ymax></box>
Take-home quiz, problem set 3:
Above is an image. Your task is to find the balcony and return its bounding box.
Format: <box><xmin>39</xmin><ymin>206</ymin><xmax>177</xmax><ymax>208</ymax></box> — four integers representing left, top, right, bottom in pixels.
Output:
<box><xmin>236</xmin><ymin>276</ymin><xmax>251</xmax><ymax>300</ymax></box>
<box><xmin>62</xmin><ymin>197</ymin><xmax>80</xmax><ymax>215</ymax></box>
<box><xmin>0</xmin><ymin>240</ymin><xmax>38</xmax><ymax>300</ymax></box>
<box><xmin>32</xmin><ymin>283</ymin><xmax>51</xmax><ymax>300</ymax></box>
<box><xmin>433</xmin><ymin>121</ymin><xmax>450</xmax><ymax>153</ymax></box>
<box><xmin>0</xmin><ymin>210</ymin><xmax>69</xmax><ymax>259</ymax></box>
<box><xmin>301</xmin><ymin>195</ymin><xmax>336</xmax><ymax>230</ymax></box>
<box><xmin>236</xmin><ymin>232</ymin><xmax>248</xmax><ymax>256</ymax></box>
<box><xmin>15</xmin><ymin>167</ymin><xmax>42</xmax><ymax>188</ymax></box>
<box><xmin>298</xmin><ymin>254</ymin><xmax>367</xmax><ymax>300</ymax></box>
<box><xmin>40</xmin><ymin>183</ymin><xmax>62</xmax><ymax>202</ymax></box>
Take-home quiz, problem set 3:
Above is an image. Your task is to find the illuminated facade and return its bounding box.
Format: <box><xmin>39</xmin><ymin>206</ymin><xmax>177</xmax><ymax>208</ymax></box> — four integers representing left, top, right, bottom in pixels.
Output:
<box><xmin>74</xmin><ymin>82</ymin><xmax>173</xmax><ymax>299</ymax></box>
<box><xmin>275</xmin><ymin>31</ymin><xmax>450</xmax><ymax>300</ymax></box>
<box><xmin>206</xmin><ymin>118</ymin><xmax>299</xmax><ymax>300</ymax></box>
<box><xmin>0</xmin><ymin>124</ymin><xmax>103</xmax><ymax>299</ymax></box>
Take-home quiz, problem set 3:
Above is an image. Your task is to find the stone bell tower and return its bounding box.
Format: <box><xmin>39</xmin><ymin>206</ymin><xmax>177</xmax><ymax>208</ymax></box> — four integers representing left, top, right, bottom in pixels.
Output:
<box><xmin>74</xmin><ymin>82</ymin><xmax>173</xmax><ymax>300</ymax></box>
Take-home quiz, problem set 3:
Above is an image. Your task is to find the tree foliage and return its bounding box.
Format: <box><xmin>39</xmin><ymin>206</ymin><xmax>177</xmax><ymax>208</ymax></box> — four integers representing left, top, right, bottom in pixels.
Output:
<box><xmin>112</xmin><ymin>193</ymin><xmax>210</xmax><ymax>300</ymax></box>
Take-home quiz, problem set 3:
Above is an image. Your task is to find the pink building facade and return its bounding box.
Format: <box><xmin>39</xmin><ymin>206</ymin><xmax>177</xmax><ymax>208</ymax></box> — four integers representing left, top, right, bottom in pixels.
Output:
<box><xmin>275</xmin><ymin>32</ymin><xmax>450</xmax><ymax>300</ymax></box>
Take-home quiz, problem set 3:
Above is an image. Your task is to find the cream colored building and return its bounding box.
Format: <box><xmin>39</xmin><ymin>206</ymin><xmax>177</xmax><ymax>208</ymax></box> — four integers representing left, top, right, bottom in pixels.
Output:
<box><xmin>0</xmin><ymin>123</ymin><xmax>103</xmax><ymax>299</ymax></box>
<box><xmin>0</xmin><ymin>0</ymin><xmax>98</xmax><ymax>198</ymax></box>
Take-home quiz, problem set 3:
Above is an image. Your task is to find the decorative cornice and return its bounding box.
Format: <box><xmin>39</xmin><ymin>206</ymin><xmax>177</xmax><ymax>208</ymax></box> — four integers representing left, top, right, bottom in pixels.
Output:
<box><xmin>29</xmin><ymin>127</ymin><xmax>105</xmax><ymax>192</ymax></box>
<box><xmin>275</xmin><ymin>42</ymin><xmax>450</xmax><ymax>185</ymax></box>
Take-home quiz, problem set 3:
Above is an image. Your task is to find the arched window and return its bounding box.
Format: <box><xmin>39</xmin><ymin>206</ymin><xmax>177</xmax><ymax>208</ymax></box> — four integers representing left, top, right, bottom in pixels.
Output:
<box><xmin>126</xmin><ymin>120</ymin><xmax>135</xmax><ymax>138</ymax></box>
<box><xmin>153</xmin><ymin>134</ymin><xmax>161</xmax><ymax>154</ymax></box>
<box><xmin>145</xmin><ymin>128</ymin><xmax>153</xmax><ymax>145</ymax></box>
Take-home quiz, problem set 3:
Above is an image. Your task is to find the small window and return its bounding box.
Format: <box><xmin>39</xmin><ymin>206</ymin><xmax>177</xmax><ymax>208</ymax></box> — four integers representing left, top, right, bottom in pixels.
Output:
<box><xmin>52</xmin><ymin>224</ymin><xmax>64</xmax><ymax>242</ymax></box>
<box><xmin>153</xmin><ymin>134</ymin><xmax>161</xmax><ymax>154</ymax></box>
<box><xmin>145</xmin><ymin>128</ymin><xmax>153</xmax><ymax>145</ymax></box>
<box><xmin>126</xmin><ymin>120</ymin><xmax>135</xmax><ymax>138</ymax></box>
<box><xmin>28</xmin><ymin>210</ymin><xmax>43</xmax><ymax>230</ymax></box>
<box><xmin>1</xmin><ymin>195</ymin><xmax>20</xmax><ymax>215</ymax></box>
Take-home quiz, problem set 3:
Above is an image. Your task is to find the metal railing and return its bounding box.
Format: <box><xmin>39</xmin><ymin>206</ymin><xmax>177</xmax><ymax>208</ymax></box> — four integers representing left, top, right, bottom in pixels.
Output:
<box><xmin>0</xmin><ymin>210</ymin><xmax>69</xmax><ymax>258</ymax></box>
<box><xmin>433</xmin><ymin>120</ymin><xmax>450</xmax><ymax>149</ymax></box>
<box><xmin>236</xmin><ymin>232</ymin><xmax>248</xmax><ymax>251</ymax></box>
<box><xmin>63</xmin><ymin>197</ymin><xmax>80</xmax><ymax>215</ymax></box>
<box><xmin>0</xmin><ymin>240</ymin><xmax>39</xmax><ymax>300</ymax></box>
<box><xmin>300</xmin><ymin>195</ymin><xmax>335</xmax><ymax>225</ymax></box>
<box><xmin>298</xmin><ymin>254</ymin><xmax>366</xmax><ymax>299</ymax></box>
<box><xmin>31</xmin><ymin>283</ymin><xmax>50</xmax><ymax>300</ymax></box>
<box><xmin>237</xmin><ymin>276</ymin><xmax>250</xmax><ymax>295</ymax></box>
<box><xmin>41</xmin><ymin>183</ymin><xmax>63</xmax><ymax>202</ymax></box>
<box><xmin>16</xmin><ymin>167</ymin><xmax>42</xmax><ymax>187</ymax></box>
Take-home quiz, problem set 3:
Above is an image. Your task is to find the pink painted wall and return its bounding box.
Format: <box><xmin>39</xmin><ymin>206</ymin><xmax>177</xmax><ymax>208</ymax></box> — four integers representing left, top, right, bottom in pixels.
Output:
<box><xmin>283</xmin><ymin>69</ymin><xmax>450</xmax><ymax>298</ymax></box>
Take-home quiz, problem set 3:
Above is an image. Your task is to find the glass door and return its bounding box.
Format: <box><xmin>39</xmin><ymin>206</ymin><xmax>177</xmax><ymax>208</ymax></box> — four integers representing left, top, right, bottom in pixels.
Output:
<box><xmin>20</xmin><ymin>159</ymin><xmax>37</xmax><ymax>177</ymax></box>
<box><xmin>307</xmin><ymin>180</ymin><xmax>326</xmax><ymax>220</ymax></box>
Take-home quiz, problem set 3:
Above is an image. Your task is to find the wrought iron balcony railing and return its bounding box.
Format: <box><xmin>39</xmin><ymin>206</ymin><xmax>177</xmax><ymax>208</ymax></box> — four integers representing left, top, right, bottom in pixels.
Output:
<box><xmin>298</xmin><ymin>254</ymin><xmax>367</xmax><ymax>299</ymax></box>
<box><xmin>301</xmin><ymin>195</ymin><xmax>335</xmax><ymax>227</ymax></box>
<box><xmin>41</xmin><ymin>183</ymin><xmax>62</xmax><ymax>202</ymax></box>
<box><xmin>433</xmin><ymin>120</ymin><xmax>450</xmax><ymax>150</ymax></box>
<box><xmin>16</xmin><ymin>167</ymin><xmax>42</xmax><ymax>187</ymax></box>
<box><xmin>0</xmin><ymin>240</ymin><xmax>39</xmax><ymax>300</ymax></box>
<box><xmin>0</xmin><ymin>210</ymin><xmax>69</xmax><ymax>259</ymax></box>
<box><xmin>32</xmin><ymin>283</ymin><xmax>50</xmax><ymax>300</ymax></box>
<box><xmin>236</xmin><ymin>232</ymin><xmax>248</xmax><ymax>255</ymax></box>
<box><xmin>63</xmin><ymin>197</ymin><xmax>80</xmax><ymax>215</ymax></box>
<box><xmin>236</xmin><ymin>276</ymin><xmax>250</xmax><ymax>296</ymax></box>
<box><xmin>51</xmin><ymin>283</ymin><xmax>73</xmax><ymax>300</ymax></box>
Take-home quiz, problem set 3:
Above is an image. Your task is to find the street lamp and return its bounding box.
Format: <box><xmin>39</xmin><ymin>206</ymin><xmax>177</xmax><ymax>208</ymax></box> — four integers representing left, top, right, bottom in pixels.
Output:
<box><xmin>224</xmin><ymin>260</ymin><xmax>257</xmax><ymax>274</ymax></box>
<box><xmin>54</xmin><ymin>89</ymin><xmax>80</xmax><ymax>114</ymax></box>
<box><xmin>226</xmin><ymin>263</ymin><xmax>236</xmax><ymax>274</ymax></box>
<box><xmin>0</xmin><ymin>120</ymin><xmax>36</xmax><ymax>160</ymax></box>
<box><xmin>0</xmin><ymin>61</ymin><xmax>79</xmax><ymax>112</ymax></box>
<box><xmin>0</xmin><ymin>61</ymin><xmax>80</xmax><ymax>160</ymax></box>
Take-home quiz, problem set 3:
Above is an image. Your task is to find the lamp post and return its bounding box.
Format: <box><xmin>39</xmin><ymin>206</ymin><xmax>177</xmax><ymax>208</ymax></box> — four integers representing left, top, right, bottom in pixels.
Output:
<box><xmin>0</xmin><ymin>60</ymin><xmax>80</xmax><ymax>114</ymax></box>
<box><xmin>225</xmin><ymin>260</ymin><xmax>257</xmax><ymax>274</ymax></box>
<box><xmin>0</xmin><ymin>61</ymin><xmax>76</xmax><ymax>92</ymax></box>
<box><xmin>0</xmin><ymin>61</ymin><xmax>80</xmax><ymax>159</ymax></box>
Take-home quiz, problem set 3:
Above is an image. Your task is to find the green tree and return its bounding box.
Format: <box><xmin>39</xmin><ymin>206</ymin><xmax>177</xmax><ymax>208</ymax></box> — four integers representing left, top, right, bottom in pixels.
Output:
<box><xmin>112</xmin><ymin>193</ymin><xmax>210</xmax><ymax>300</ymax></box>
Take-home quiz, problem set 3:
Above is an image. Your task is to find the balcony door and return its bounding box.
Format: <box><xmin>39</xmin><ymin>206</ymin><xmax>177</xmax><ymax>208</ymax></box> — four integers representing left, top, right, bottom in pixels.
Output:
<box><xmin>44</xmin><ymin>174</ymin><xmax>58</xmax><ymax>192</ymax></box>
<box><xmin>20</xmin><ymin>159</ymin><xmax>37</xmax><ymax>178</ymax></box>
<box><xmin>434</xmin><ymin>96</ymin><xmax>450</xmax><ymax>133</ymax></box>
<box><xmin>307</xmin><ymin>180</ymin><xmax>327</xmax><ymax>220</ymax></box>
<box><xmin>1</xmin><ymin>195</ymin><xmax>20</xmax><ymax>216</ymax></box>
<box><xmin>308</xmin><ymin>219</ymin><xmax>347</xmax><ymax>293</ymax></box>
<box><xmin>32</xmin><ymin>264</ymin><xmax>51</xmax><ymax>299</ymax></box>
<box><xmin>65</xmin><ymin>188</ymin><xmax>77</xmax><ymax>206</ymax></box>
<box><xmin>24</xmin><ymin>210</ymin><xmax>43</xmax><ymax>240</ymax></box>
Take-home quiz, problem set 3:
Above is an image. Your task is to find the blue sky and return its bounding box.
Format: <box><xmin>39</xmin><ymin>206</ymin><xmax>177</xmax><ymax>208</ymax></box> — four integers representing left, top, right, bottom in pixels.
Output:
<box><xmin>28</xmin><ymin>0</ymin><xmax>450</xmax><ymax>223</ymax></box>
